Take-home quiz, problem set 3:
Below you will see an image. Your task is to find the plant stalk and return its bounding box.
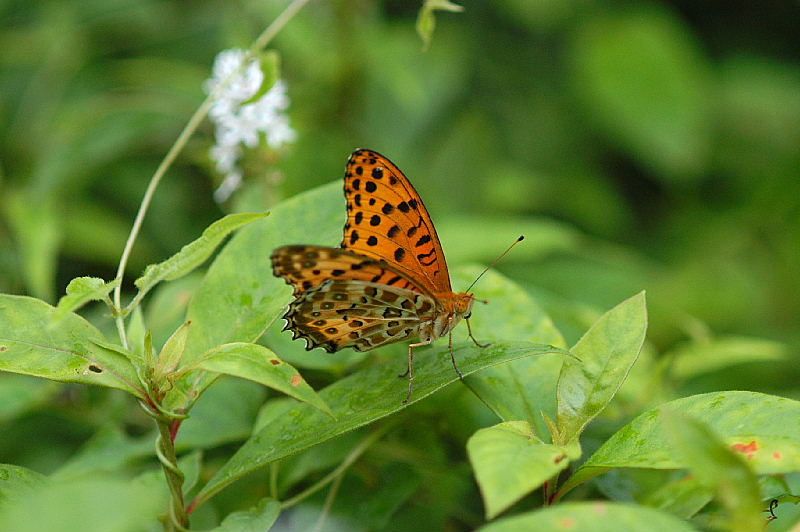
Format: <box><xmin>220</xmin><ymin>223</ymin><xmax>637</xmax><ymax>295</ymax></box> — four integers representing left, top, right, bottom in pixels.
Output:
<box><xmin>156</xmin><ymin>417</ymin><xmax>188</xmax><ymax>531</ymax></box>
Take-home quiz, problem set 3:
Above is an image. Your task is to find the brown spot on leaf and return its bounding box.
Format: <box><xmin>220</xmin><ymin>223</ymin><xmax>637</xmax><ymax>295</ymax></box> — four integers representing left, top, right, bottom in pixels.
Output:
<box><xmin>558</xmin><ymin>517</ymin><xmax>576</xmax><ymax>529</ymax></box>
<box><xmin>592</xmin><ymin>503</ymin><xmax>607</xmax><ymax>515</ymax></box>
<box><xmin>270</xmin><ymin>359</ymin><xmax>281</xmax><ymax>365</ymax></box>
<box><xmin>773</xmin><ymin>451</ymin><xmax>782</xmax><ymax>459</ymax></box>
<box><xmin>731</xmin><ymin>440</ymin><xmax>759</xmax><ymax>459</ymax></box>
<box><xmin>89</xmin><ymin>365</ymin><xmax>103</xmax><ymax>373</ymax></box>
<box><xmin>0</xmin><ymin>345</ymin><xmax>7</xmax><ymax>352</ymax></box>
<box><xmin>291</xmin><ymin>374</ymin><xmax>302</xmax><ymax>387</ymax></box>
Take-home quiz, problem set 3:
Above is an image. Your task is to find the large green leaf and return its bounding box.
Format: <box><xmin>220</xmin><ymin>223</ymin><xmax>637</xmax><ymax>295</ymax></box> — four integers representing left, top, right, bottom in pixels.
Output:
<box><xmin>192</xmin><ymin>341</ymin><xmax>568</xmax><ymax>508</ymax></box>
<box><xmin>558</xmin><ymin>392</ymin><xmax>800</xmax><ymax>498</ymax></box>
<box><xmin>479</xmin><ymin>502</ymin><xmax>698</xmax><ymax>532</ymax></box>
<box><xmin>467</xmin><ymin>421</ymin><xmax>569</xmax><ymax>519</ymax></box>
<box><xmin>452</xmin><ymin>267</ymin><xmax>566</xmax><ymax>440</ymax></box>
<box><xmin>556</xmin><ymin>291</ymin><xmax>647</xmax><ymax>444</ymax></box>
<box><xmin>569</xmin><ymin>4</ymin><xmax>712</xmax><ymax>182</ymax></box>
<box><xmin>662</xmin><ymin>412</ymin><xmax>763</xmax><ymax>531</ymax></box>
<box><xmin>165</xmin><ymin>182</ymin><xmax>342</xmax><ymax>410</ymax></box>
<box><xmin>132</xmin><ymin>212</ymin><xmax>268</xmax><ymax>306</ymax></box>
<box><xmin>0</xmin><ymin>295</ymin><xmax>144</xmax><ymax>397</ymax></box>
<box><xmin>188</xmin><ymin>342</ymin><xmax>333</xmax><ymax>417</ymax></box>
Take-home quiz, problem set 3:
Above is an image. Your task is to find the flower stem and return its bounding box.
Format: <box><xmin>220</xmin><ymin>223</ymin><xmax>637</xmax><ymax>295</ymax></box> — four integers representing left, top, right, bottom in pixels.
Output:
<box><xmin>111</xmin><ymin>0</ymin><xmax>312</xmax><ymax>348</ymax></box>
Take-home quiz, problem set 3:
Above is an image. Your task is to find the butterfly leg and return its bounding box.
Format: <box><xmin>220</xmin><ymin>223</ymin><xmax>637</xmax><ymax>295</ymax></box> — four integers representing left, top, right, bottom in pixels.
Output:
<box><xmin>466</xmin><ymin>317</ymin><xmax>490</xmax><ymax>349</ymax></box>
<box><xmin>402</xmin><ymin>340</ymin><xmax>431</xmax><ymax>404</ymax></box>
<box><xmin>448</xmin><ymin>330</ymin><xmax>464</xmax><ymax>379</ymax></box>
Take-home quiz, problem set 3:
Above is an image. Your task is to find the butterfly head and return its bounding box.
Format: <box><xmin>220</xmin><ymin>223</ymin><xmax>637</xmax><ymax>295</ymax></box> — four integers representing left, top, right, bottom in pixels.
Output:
<box><xmin>453</xmin><ymin>292</ymin><xmax>475</xmax><ymax>318</ymax></box>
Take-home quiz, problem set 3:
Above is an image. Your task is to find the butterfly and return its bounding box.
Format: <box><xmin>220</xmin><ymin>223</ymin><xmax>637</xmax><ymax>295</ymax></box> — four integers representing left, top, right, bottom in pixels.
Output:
<box><xmin>271</xmin><ymin>149</ymin><xmax>489</xmax><ymax>403</ymax></box>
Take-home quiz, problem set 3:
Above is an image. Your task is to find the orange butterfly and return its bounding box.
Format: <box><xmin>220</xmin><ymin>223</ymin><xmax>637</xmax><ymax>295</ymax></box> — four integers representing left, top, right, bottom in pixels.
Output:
<box><xmin>271</xmin><ymin>149</ymin><xmax>488</xmax><ymax>403</ymax></box>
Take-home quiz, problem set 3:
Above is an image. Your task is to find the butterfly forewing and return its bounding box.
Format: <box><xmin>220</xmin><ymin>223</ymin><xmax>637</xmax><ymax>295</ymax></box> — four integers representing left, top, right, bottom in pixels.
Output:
<box><xmin>283</xmin><ymin>279</ymin><xmax>438</xmax><ymax>353</ymax></box>
<box><xmin>271</xmin><ymin>245</ymin><xmax>421</xmax><ymax>296</ymax></box>
<box><xmin>342</xmin><ymin>149</ymin><xmax>452</xmax><ymax>295</ymax></box>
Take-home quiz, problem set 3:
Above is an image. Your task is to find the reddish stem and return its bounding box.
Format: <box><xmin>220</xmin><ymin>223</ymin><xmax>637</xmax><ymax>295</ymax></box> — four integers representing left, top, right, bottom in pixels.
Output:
<box><xmin>169</xmin><ymin>418</ymin><xmax>183</xmax><ymax>443</ymax></box>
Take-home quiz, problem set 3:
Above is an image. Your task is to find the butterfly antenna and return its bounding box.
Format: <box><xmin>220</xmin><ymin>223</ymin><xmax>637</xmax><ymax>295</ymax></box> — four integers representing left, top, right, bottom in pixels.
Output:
<box><xmin>464</xmin><ymin>235</ymin><xmax>525</xmax><ymax>293</ymax></box>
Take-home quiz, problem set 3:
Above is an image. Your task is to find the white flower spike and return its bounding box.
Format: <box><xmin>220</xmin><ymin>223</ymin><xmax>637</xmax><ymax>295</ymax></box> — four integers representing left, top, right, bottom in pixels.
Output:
<box><xmin>206</xmin><ymin>48</ymin><xmax>296</xmax><ymax>202</ymax></box>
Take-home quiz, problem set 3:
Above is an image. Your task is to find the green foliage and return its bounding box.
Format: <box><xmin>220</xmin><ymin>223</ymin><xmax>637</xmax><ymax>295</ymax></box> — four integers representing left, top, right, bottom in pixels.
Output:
<box><xmin>132</xmin><ymin>212</ymin><xmax>269</xmax><ymax>309</ymax></box>
<box><xmin>187</xmin><ymin>342</ymin><xmax>334</xmax><ymax>417</ymax></box>
<box><xmin>212</xmin><ymin>498</ymin><xmax>280</xmax><ymax>532</ymax></box>
<box><xmin>556</xmin><ymin>292</ymin><xmax>647</xmax><ymax>445</ymax></box>
<box><xmin>1</xmin><ymin>1</ymin><xmax>798</xmax><ymax>531</ymax></box>
<box><xmin>479</xmin><ymin>502</ymin><xmax>700</xmax><ymax>532</ymax></box>
<box><xmin>467</xmin><ymin>421</ymin><xmax>569</xmax><ymax>518</ymax></box>
<box><xmin>54</xmin><ymin>276</ymin><xmax>119</xmax><ymax>320</ymax></box>
<box><xmin>0</xmin><ymin>295</ymin><xmax>143</xmax><ymax>396</ymax></box>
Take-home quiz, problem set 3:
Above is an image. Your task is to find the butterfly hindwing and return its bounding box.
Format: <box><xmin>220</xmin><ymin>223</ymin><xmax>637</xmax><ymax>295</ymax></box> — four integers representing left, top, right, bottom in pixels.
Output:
<box><xmin>271</xmin><ymin>245</ymin><xmax>421</xmax><ymax>296</ymax></box>
<box><xmin>283</xmin><ymin>279</ymin><xmax>438</xmax><ymax>352</ymax></box>
<box><xmin>341</xmin><ymin>149</ymin><xmax>452</xmax><ymax>295</ymax></box>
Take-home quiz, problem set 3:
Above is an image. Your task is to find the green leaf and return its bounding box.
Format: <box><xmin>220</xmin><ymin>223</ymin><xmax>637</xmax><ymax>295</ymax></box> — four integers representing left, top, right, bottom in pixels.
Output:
<box><xmin>275</xmin><ymin>430</ymin><xmax>364</xmax><ymax>494</ymax></box>
<box><xmin>189</xmin><ymin>342</ymin><xmax>333</xmax><ymax>417</ymax></box>
<box><xmin>6</xmin><ymin>191</ymin><xmax>61</xmax><ymax>302</ymax></box>
<box><xmin>132</xmin><ymin>212</ymin><xmax>268</xmax><ymax>307</ymax></box>
<box><xmin>556</xmin><ymin>291</ymin><xmax>647</xmax><ymax>444</ymax></box>
<box><xmin>213</xmin><ymin>497</ymin><xmax>280</xmax><ymax>532</ymax></box>
<box><xmin>0</xmin><ymin>375</ymin><xmax>60</xmax><ymax>423</ymax></box>
<box><xmin>416</xmin><ymin>0</ymin><xmax>464</xmax><ymax>51</ymax></box>
<box><xmin>0</xmin><ymin>474</ymin><xmax>164</xmax><ymax>532</ymax></box>
<box><xmin>452</xmin><ymin>267</ymin><xmax>566</xmax><ymax>440</ymax></box>
<box><xmin>560</xmin><ymin>392</ymin><xmax>800</xmax><ymax>499</ymax></box>
<box><xmin>154</xmin><ymin>320</ymin><xmax>191</xmax><ymax>381</ymax></box>
<box><xmin>479</xmin><ymin>502</ymin><xmax>698</xmax><ymax>532</ymax></box>
<box><xmin>467</xmin><ymin>421</ymin><xmax>569</xmax><ymax>519</ymax></box>
<box><xmin>640</xmin><ymin>475</ymin><xmax>713</xmax><ymax>520</ymax></box>
<box><xmin>0</xmin><ymin>295</ymin><xmax>144</xmax><ymax>398</ymax></box>
<box><xmin>177</xmin><ymin>376</ymin><xmax>267</xmax><ymax>450</ymax></box>
<box><xmin>52</xmin><ymin>425</ymin><xmax>152</xmax><ymax>480</ymax></box>
<box><xmin>241</xmin><ymin>51</ymin><xmax>280</xmax><ymax>105</ymax></box>
<box><xmin>0</xmin><ymin>465</ymin><xmax>45</xmax><ymax>500</ymax></box>
<box><xmin>127</xmin><ymin>306</ymin><xmax>147</xmax><ymax>359</ymax></box>
<box><xmin>662</xmin><ymin>411</ymin><xmax>763</xmax><ymax>531</ymax></box>
<box><xmin>53</xmin><ymin>276</ymin><xmax>119</xmax><ymax>320</ymax></box>
<box><xmin>168</xmin><ymin>182</ymin><xmax>343</xmax><ymax>410</ymax></box>
<box><xmin>569</xmin><ymin>5</ymin><xmax>713</xmax><ymax>182</ymax></box>
<box><xmin>193</xmin><ymin>341</ymin><xmax>568</xmax><ymax>508</ymax></box>
<box><xmin>666</xmin><ymin>335</ymin><xmax>788</xmax><ymax>380</ymax></box>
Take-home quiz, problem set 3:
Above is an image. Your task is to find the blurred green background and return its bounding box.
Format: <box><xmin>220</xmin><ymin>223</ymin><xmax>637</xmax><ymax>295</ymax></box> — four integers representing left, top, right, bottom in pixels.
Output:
<box><xmin>1</xmin><ymin>0</ymin><xmax>799</xmax><ymax>528</ymax></box>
